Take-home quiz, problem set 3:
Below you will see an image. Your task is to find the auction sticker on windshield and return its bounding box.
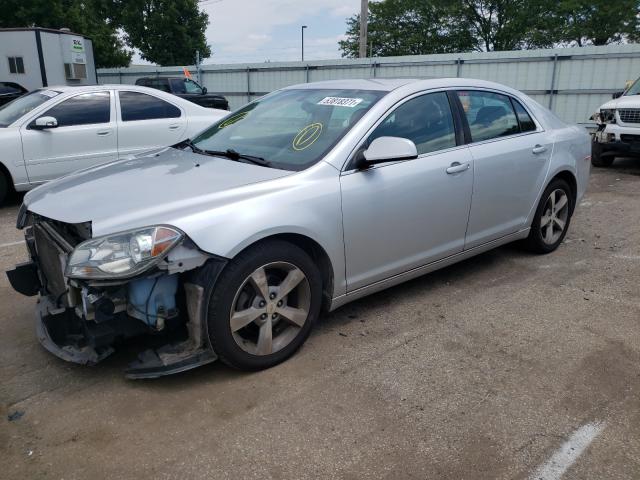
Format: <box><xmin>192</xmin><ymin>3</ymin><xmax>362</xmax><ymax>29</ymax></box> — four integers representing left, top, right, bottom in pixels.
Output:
<box><xmin>318</xmin><ymin>97</ymin><xmax>363</xmax><ymax>107</ymax></box>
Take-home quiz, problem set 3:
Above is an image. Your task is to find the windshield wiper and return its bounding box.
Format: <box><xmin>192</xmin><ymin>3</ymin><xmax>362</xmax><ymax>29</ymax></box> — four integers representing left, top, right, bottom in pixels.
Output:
<box><xmin>200</xmin><ymin>148</ymin><xmax>272</xmax><ymax>167</ymax></box>
<box><xmin>172</xmin><ymin>141</ymin><xmax>271</xmax><ymax>167</ymax></box>
<box><xmin>172</xmin><ymin>138</ymin><xmax>205</xmax><ymax>154</ymax></box>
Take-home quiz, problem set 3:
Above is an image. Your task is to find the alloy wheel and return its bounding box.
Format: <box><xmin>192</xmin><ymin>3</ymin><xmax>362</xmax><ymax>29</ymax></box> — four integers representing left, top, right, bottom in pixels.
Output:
<box><xmin>540</xmin><ymin>188</ymin><xmax>569</xmax><ymax>245</ymax></box>
<box><xmin>229</xmin><ymin>262</ymin><xmax>311</xmax><ymax>356</ymax></box>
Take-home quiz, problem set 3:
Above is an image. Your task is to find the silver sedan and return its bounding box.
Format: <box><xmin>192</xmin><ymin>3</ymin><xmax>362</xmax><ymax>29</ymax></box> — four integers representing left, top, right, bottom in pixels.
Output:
<box><xmin>8</xmin><ymin>78</ymin><xmax>591</xmax><ymax>378</ymax></box>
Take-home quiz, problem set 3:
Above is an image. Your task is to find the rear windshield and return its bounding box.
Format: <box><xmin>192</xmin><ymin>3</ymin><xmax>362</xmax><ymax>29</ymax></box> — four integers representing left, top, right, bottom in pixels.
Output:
<box><xmin>0</xmin><ymin>90</ymin><xmax>60</xmax><ymax>127</ymax></box>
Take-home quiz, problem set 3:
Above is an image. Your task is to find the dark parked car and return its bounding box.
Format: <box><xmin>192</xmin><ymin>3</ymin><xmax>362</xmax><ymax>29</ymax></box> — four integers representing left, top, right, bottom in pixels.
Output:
<box><xmin>0</xmin><ymin>81</ymin><xmax>28</xmax><ymax>106</ymax></box>
<box><xmin>135</xmin><ymin>77</ymin><xmax>229</xmax><ymax>110</ymax></box>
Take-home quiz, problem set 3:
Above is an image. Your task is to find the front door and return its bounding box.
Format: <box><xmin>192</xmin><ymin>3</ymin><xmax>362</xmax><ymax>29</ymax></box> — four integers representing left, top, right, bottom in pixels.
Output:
<box><xmin>20</xmin><ymin>91</ymin><xmax>117</xmax><ymax>184</ymax></box>
<box><xmin>341</xmin><ymin>91</ymin><xmax>474</xmax><ymax>291</ymax></box>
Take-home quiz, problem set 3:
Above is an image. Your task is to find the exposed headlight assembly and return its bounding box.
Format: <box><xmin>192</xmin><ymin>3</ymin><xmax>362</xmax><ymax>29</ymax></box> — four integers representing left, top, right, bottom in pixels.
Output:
<box><xmin>599</xmin><ymin>109</ymin><xmax>616</xmax><ymax>124</ymax></box>
<box><xmin>66</xmin><ymin>226</ymin><xmax>183</xmax><ymax>280</ymax></box>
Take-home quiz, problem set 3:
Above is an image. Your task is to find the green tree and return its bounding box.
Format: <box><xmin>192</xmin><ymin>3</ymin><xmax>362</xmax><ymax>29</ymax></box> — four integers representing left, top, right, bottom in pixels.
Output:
<box><xmin>450</xmin><ymin>0</ymin><xmax>561</xmax><ymax>51</ymax></box>
<box><xmin>555</xmin><ymin>0</ymin><xmax>640</xmax><ymax>46</ymax></box>
<box><xmin>0</xmin><ymin>0</ymin><xmax>131</xmax><ymax>68</ymax></box>
<box><xmin>339</xmin><ymin>0</ymin><xmax>475</xmax><ymax>58</ymax></box>
<box><xmin>118</xmin><ymin>0</ymin><xmax>210</xmax><ymax>66</ymax></box>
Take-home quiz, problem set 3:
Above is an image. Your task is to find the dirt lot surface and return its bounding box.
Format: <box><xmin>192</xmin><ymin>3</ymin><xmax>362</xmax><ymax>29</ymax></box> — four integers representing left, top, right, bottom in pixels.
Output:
<box><xmin>1</xmin><ymin>162</ymin><xmax>639</xmax><ymax>479</ymax></box>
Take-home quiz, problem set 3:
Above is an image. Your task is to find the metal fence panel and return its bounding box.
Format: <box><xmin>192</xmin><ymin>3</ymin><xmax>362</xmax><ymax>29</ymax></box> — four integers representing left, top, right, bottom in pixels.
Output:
<box><xmin>98</xmin><ymin>44</ymin><xmax>640</xmax><ymax>123</ymax></box>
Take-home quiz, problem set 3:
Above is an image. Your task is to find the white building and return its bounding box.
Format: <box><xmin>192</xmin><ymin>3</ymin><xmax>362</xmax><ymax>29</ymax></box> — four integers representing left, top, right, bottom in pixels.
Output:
<box><xmin>0</xmin><ymin>27</ymin><xmax>96</xmax><ymax>91</ymax></box>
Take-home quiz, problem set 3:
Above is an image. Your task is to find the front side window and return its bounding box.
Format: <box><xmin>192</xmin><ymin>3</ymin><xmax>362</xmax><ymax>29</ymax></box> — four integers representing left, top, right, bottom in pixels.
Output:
<box><xmin>8</xmin><ymin>56</ymin><xmax>25</xmax><ymax>74</ymax></box>
<box><xmin>457</xmin><ymin>91</ymin><xmax>519</xmax><ymax>142</ymax></box>
<box><xmin>42</xmin><ymin>92</ymin><xmax>110</xmax><ymax>127</ymax></box>
<box><xmin>192</xmin><ymin>88</ymin><xmax>386</xmax><ymax>171</ymax></box>
<box><xmin>369</xmin><ymin>91</ymin><xmax>456</xmax><ymax>155</ymax></box>
<box><xmin>184</xmin><ymin>79</ymin><xmax>203</xmax><ymax>94</ymax></box>
<box><xmin>119</xmin><ymin>91</ymin><xmax>181</xmax><ymax>121</ymax></box>
<box><xmin>0</xmin><ymin>89</ymin><xmax>60</xmax><ymax>127</ymax></box>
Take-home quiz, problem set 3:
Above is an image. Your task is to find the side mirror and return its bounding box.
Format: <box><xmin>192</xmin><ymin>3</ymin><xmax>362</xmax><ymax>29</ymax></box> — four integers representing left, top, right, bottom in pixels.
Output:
<box><xmin>202</xmin><ymin>87</ymin><xmax>207</xmax><ymax>94</ymax></box>
<box><xmin>612</xmin><ymin>91</ymin><xmax>624</xmax><ymax>99</ymax></box>
<box><xmin>31</xmin><ymin>116</ymin><xmax>58</xmax><ymax>130</ymax></box>
<box><xmin>356</xmin><ymin>136</ymin><xmax>418</xmax><ymax>169</ymax></box>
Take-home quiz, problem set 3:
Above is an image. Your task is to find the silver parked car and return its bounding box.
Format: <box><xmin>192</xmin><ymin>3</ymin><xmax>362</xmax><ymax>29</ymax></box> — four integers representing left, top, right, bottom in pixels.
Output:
<box><xmin>7</xmin><ymin>78</ymin><xmax>591</xmax><ymax>378</ymax></box>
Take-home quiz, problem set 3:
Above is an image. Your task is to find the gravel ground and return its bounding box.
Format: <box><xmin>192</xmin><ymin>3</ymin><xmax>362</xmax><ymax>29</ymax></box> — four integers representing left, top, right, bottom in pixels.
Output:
<box><xmin>1</xmin><ymin>161</ymin><xmax>639</xmax><ymax>479</ymax></box>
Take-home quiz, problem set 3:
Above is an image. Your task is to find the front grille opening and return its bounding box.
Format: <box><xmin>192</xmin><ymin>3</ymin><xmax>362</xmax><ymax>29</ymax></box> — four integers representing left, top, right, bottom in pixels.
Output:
<box><xmin>619</xmin><ymin>109</ymin><xmax>640</xmax><ymax>124</ymax></box>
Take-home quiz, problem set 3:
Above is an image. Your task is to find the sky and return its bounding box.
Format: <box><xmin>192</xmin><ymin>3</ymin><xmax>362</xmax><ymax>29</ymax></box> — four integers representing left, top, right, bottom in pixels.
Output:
<box><xmin>196</xmin><ymin>0</ymin><xmax>361</xmax><ymax>64</ymax></box>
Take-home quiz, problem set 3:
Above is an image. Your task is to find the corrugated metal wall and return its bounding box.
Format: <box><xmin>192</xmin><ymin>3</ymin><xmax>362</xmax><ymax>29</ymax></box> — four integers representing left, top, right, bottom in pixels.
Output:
<box><xmin>97</xmin><ymin>44</ymin><xmax>640</xmax><ymax>124</ymax></box>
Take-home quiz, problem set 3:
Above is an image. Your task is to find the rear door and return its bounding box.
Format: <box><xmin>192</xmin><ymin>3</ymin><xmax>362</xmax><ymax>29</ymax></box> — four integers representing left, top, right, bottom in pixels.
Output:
<box><xmin>20</xmin><ymin>91</ymin><xmax>118</xmax><ymax>184</ymax></box>
<box><xmin>455</xmin><ymin>90</ymin><xmax>553</xmax><ymax>249</ymax></box>
<box><xmin>116</xmin><ymin>90</ymin><xmax>187</xmax><ymax>157</ymax></box>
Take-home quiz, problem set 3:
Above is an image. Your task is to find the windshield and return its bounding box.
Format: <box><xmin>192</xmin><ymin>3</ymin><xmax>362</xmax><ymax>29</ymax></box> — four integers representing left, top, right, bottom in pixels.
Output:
<box><xmin>0</xmin><ymin>89</ymin><xmax>60</xmax><ymax>127</ymax></box>
<box><xmin>192</xmin><ymin>88</ymin><xmax>386</xmax><ymax>170</ymax></box>
<box><xmin>624</xmin><ymin>78</ymin><xmax>640</xmax><ymax>96</ymax></box>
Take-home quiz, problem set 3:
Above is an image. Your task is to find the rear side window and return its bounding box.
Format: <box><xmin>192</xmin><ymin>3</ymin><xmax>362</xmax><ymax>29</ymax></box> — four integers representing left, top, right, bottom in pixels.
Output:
<box><xmin>150</xmin><ymin>79</ymin><xmax>170</xmax><ymax>93</ymax></box>
<box><xmin>512</xmin><ymin>99</ymin><xmax>537</xmax><ymax>132</ymax></box>
<box><xmin>369</xmin><ymin>91</ymin><xmax>456</xmax><ymax>155</ymax></box>
<box><xmin>170</xmin><ymin>78</ymin><xmax>187</xmax><ymax>94</ymax></box>
<box><xmin>44</xmin><ymin>92</ymin><xmax>110</xmax><ymax>127</ymax></box>
<box><xmin>457</xmin><ymin>91</ymin><xmax>519</xmax><ymax>142</ymax></box>
<box><xmin>119</xmin><ymin>91</ymin><xmax>181</xmax><ymax>121</ymax></box>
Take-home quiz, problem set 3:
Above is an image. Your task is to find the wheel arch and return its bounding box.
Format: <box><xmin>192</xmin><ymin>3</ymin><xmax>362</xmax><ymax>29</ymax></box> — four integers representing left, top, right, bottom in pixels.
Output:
<box><xmin>550</xmin><ymin>170</ymin><xmax>578</xmax><ymax>214</ymax></box>
<box><xmin>226</xmin><ymin>233</ymin><xmax>335</xmax><ymax>313</ymax></box>
<box><xmin>0</xmin><ymin>161</ymin><xmax>15</xmax><ymax>191</ymax></box>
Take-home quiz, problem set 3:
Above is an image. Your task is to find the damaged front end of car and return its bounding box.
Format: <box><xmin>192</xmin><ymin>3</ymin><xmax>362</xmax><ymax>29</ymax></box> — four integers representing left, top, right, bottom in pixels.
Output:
<box><xmin>6</xmin><ymin>206</ymin><xmax>226</xmax><ymax>379</ymax></box>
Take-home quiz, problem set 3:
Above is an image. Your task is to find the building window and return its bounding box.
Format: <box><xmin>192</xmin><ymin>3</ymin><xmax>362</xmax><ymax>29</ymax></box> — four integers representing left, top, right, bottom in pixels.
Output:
<box><xmin>8</xmin><ymin>57</ymin><xmax>25</xmax><ymax>74</ymax></box>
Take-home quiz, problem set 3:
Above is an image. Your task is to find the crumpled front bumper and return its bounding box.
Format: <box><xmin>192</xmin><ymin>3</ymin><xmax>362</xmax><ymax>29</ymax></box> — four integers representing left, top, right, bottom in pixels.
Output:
<box><xmin>7</xmin><ymin>214</ymin><xmax>225</xmax><ymax>378</ymax></box>
<box><xmin>595</xmin><ymin>123</ymin><xmax>640</xmax><ymax>157</ymax></box>
<box><xmin>35</xmin><ymin>296</ymin><xmax>113</xmax><ymax>365</ymax></box>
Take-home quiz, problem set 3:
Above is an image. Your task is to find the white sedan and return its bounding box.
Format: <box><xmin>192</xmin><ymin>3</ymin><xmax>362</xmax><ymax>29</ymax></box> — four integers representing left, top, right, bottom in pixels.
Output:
<box><xmin>0</xmin><ymin>84</ymin><xmax>228</xmax><ymax>204</ymax></box>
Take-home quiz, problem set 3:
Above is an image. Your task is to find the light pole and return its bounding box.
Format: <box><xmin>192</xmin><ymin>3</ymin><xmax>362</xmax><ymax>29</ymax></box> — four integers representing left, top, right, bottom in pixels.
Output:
<box><xmin>301</xmin><ymin>25</ymin><xmax>307</xmax><ymax>62</ymax></box>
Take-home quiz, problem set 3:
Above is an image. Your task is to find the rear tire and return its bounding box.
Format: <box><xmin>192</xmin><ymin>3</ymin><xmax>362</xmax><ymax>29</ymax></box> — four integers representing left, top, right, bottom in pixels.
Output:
<box><xmin>524</xmin><ymin>178</ymin><xmax>573</xmax><ymax>254</ymax></box>
<box><xmin>206</xmin><ymin>240</ymin><xmax>322</xmax><ymax>371</ymax></box>
<box><xmin>591</xmin><ymin>140</ymin><xmax>614</xmax><ymax>167</ymax></box>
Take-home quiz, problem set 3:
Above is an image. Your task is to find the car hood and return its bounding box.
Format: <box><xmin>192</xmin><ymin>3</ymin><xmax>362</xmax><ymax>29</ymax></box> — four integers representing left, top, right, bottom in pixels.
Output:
<box><xmin>599</xmin><ymin>95</ymin><xmax>640</xmax><ymax>110</ymax></box>
<box><xmin>24</xmin><ymin>147</ymin><xmax>294</xmax><ymax>236</ymax></box>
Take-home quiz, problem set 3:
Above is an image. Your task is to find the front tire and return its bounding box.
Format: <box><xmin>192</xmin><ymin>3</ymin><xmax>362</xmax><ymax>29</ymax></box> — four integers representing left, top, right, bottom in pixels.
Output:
<box><xmin>206</xmin><ymin>240</ymin><xmax>322</xmax><ymax>370</ymax></box>
<box><xmin>591</xmin><ymin>140</ymin><xmax>614</xmax><ymax>167</ymax></box>
<box><xmin>524</xmin><ymin>178</ymin><xmax>573</xmax><ymax>254</ymax></box>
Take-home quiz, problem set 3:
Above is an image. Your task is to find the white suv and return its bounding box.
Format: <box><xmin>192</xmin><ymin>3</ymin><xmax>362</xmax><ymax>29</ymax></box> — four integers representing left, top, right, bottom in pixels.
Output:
<box><xmin>592</xmin><ymin>77</ymin><xmax>640</xmax><ymax>167</ymax></box>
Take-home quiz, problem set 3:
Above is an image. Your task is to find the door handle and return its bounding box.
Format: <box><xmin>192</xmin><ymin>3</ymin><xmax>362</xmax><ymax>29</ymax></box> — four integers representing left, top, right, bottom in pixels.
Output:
<box><xmin>446</xmin><ymin>162</ymin><xmax>470</xmax><ymax>174</ymax></box>
<box><xmin>168</xmin><ymin>124</ymin><xmax>180</xmax><ymax>130</ymax></box>
<box><xmin>532</xmin><ymin>144</ymin><xmax>547</xmax><ymax>154</ymax></box>
<box><xmin>96</xmin><ymin>130</ymin><xmax>112</xmax><ymax>136</ymax></box>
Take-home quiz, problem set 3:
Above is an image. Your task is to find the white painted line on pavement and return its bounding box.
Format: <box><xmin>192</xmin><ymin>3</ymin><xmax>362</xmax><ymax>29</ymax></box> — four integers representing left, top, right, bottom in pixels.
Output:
<box><xmin>529</xmin><ymin>421</ymin><xmax>605</xmax><ymax>480</ymax></box>
<box><xmin>0</xmin><ymin>240</ymin><xmax>23</xmax><ymax>249</ymax></box>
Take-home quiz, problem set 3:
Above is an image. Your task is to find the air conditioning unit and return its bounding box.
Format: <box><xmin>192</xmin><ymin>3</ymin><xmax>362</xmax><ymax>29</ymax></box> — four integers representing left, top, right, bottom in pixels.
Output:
<box><xmin>64</xmin><ymin>62</ymin><xmax>87</xmax><ymax>80</ymax></box>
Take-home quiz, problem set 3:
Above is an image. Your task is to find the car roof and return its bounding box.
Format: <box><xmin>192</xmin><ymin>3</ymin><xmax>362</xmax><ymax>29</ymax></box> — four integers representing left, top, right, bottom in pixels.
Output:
<box><xmin>283</xmin><ymin>77</ymin><xmax>521</xmax><ymax>95</ymax></box>
<box><xmin>43</xmin><ymin>84</ymin><xmax>173</xmax><ymax>93</ymax></box>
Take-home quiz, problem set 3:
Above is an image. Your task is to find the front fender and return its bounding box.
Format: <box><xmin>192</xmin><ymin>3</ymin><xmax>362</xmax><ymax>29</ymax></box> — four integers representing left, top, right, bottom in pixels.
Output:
<box><xmin>176</xmin><ymin>162</ymin><xmax>347</xmax><ymax>298</ymax></box>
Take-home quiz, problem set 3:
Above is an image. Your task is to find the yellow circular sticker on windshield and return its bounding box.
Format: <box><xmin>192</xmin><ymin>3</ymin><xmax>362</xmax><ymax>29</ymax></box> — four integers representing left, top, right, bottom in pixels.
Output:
<box><xmin>218</xmin><ymin>111</ymin><xmax>248</xmax><ymax>129</ymax></box>
<box><xmin>292</xmin><ymin>123</ymin><xmax>323</xmax><ymax>151</ymax></box>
